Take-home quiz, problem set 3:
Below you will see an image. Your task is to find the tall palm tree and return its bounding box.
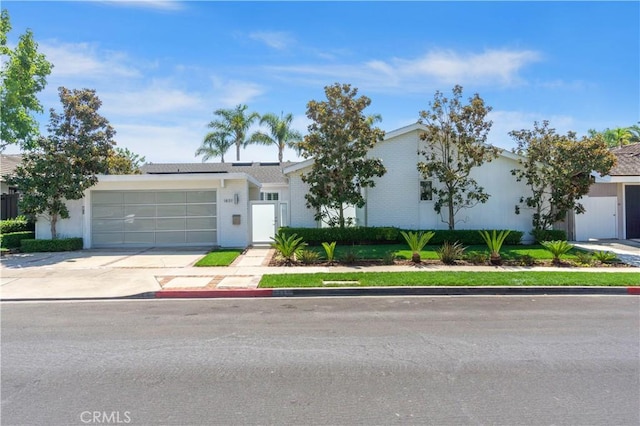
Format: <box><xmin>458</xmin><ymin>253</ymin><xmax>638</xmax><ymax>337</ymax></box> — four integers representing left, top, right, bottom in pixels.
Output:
<box><xmin>195</xmin><ymin>131</ymin><xmax>233</xmax><ymax>163</ymax></box>
<box><xmin>249</xmin><ymin>112</ymin><xmax>303</xmax><ymax>162</ymax></box>
<box><xmin>209</xmin><ymin>104</ymin><xmax>260</xmax><ymax>161</ymax></box>
<box><xmin>628</xmin><ymin>123</ymin><xmax>640</xmax><ymax>143</ymax></box>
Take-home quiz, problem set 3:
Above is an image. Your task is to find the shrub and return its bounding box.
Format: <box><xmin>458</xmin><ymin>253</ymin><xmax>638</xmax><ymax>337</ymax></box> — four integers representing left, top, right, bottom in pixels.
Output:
<box><xmin>532</xmin><ymin>229</ymin><xmax>567</xmax><ymax>243</ymax></box>
<box><xmin>465</xmin><ymin>251</ymin><xmax>489</xmax><ymax>265</ymax></box>
<box><xmin>574</xmin><ymin>251</ymin><xmax>594</xmax><ymax>266</ymax></box>
<box><xmin>0</xmin><ymin>216</ymin><xmax>34</xmax><ymax>234</ymax></box>
<box><xmin>281</xmin><ymin>227</ymin><xmax>523</xmax><ymax>246</ymax></box>
<box><xmin>20</xmin><ymin>238</ymin><xmax>83</xmax><ymax>253</ymax></box>
<box><xmin>400</xmin><ymin>230</ymin><xmax>435</xmax><ymax>263</ymax></box>
<box><xmin>592</xmin><ymin>250</ymin><xmax>619</xmax><ymax>264</ymax></box>
<box><xmin>340</xmin><ymin>247</ymin><xmax>361</xmax><ymax>265</ymax></box>
<box><xmin>478</xmin><ymin>230</ymin><xmax>511</xmax><ymax>265</ymax></box>
<box><xmin>437</xmin><ymin>241</ymin><xmax>466</xmax><ymax>265</ymax></box>
<box><xmin>321</xmin><ymin>241</ymin><xmax>337</xmax><ymax>264</ymax></box>
<box><xmin>0</xmin><ymin>231</ymin><xmax>35</xmax><ymax>249</ymax></box>
<box><xmin>516</xmin><ymin>254</ymin><xmax>536</xmax><ymax>266</ymax></box>
<box><xmin>271</xmin><ymin>231</ymin><xmax>306</xmax><ymax>265</ymax></box>
<box><xmin>540</xmin><ymin>240</ymin><xmax>574</xmax><ymax>264</ymax></box>
<box><xmin>298</xmin><ymin>249</ymin><xmax>320</xmax><ymax>265</ymax></box>
<box><xmin>382</xmin><ymin>250</ymin><xmax>396</xmax><ymax>265</ymax></box>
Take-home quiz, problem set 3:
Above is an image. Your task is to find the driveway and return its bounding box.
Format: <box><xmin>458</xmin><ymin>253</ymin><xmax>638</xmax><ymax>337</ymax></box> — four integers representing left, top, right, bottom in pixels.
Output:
<box><xmin>0</xmin><ymin>247</ymin><xmax>210</xmax><ymax>269</ymax></box>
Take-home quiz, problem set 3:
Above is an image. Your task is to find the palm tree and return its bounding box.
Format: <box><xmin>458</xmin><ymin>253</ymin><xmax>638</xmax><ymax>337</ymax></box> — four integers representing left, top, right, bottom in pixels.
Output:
<box><xmin>195</xmin><ymin>131</ymin><xmax>233</xmax><ymax>163</ymax></box>
<box><xmin>209</xmin><ymin>104</ymin><xmax>260</xmax><ymax>161</ymax></box>
<box><xmin>249</xmin><ymin>112</ymin><xmax>303</xmax><ymax>162</ymax></box>
<box><xmin>628</xmin><ymin>123</ymin><xmax>640</xmax><ymax>143</ymax></box>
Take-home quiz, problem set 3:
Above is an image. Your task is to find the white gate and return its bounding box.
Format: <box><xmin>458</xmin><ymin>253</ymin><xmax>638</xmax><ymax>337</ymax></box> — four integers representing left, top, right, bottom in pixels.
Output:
<box><xmin>575</xmin><ymin>196</ymin><xmax>617</xmax><ymax>241</ymax></box>
<box><xmin>251</xmin><ymin>203</ymin><xmax>277</xmax><ymax>244</ymax></box>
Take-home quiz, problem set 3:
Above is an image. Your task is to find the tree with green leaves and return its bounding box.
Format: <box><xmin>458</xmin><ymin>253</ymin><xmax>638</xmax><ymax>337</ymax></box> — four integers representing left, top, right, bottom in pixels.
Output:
<box><xmin>195</xmin><ymin>130</ymin><xmax>233</xmax><ymax>163</ymax></box>
<box><xmin>417</xmin><ymin>85</ymin><xmax>498</xmax><ymax>230</ymax></box>
<box><xmin>207</xmin><ymin>104</ymin><xmax>260</xmax><ymax>161</ymax></box>
<box><xmin>298</xmin><ymin>83</ymin><xmax>386</xmax><ymax>228</ymax></box>
<box><xmin>106</xmin><ymin>147</ymin><xmax>146</xmax><ymax>174</ymax></box>
<box><xmin>0</xmin><ymin>9</ymin><xmax>53</xmax><ymax>150</ymax></box>
<box><xmin>510</xmin><ymin>120</ymin><xmax>616</xmax><ymax>232</ymax></box>
<box><xmin>9</xmin><ymin>88</ymin><xmax>115</xmax><ymax>238</ymax></box>
<box><xmin>588</xmin><ymin>125</ymin><xmax>635</xmax><ymax>148</ymax></box>
<box><xmin>249</xmin><ymin>112</ymin><xmax>302</xmax><ymax>163</ymax></box>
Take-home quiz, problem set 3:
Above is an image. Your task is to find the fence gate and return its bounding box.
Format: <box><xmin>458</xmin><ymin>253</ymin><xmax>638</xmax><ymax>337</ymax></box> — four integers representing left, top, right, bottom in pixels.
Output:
<box><xmin>1</xmin><ymin>193</ymin><xmax>19</xmax><ymax>220</ymax></box>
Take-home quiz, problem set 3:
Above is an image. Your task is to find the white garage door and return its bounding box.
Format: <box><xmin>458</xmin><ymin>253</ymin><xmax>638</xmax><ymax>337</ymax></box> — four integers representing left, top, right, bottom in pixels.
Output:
<box><xmin>91</xmin><ymin>190</ymin><xmax>217</xmax><ymax>247</ymax></box>
<box><xmin>575</xmin><ymin>196</ymin><xmax>617</xmax><ymax>241</ymax></box>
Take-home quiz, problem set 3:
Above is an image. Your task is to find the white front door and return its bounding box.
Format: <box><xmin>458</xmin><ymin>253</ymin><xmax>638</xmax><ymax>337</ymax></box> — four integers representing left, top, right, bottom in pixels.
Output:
<box><xmin>251</xmin><ymin>203</ymin><xmax>277</xmax><ymax>244</ymax></box>
<box><xmin>575</xmin><ymin>196</ymin><xmax>618</xmax><ymax>241</ymax></box>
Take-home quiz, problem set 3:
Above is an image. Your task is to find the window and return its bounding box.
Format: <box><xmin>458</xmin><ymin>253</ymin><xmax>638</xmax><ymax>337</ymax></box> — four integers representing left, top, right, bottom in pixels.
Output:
<box><xmin>420</xmin><ymin>181</ymin><xmax>433</xmax><ymax>201</ymax></box>
<box><xmin>260</xmin><ymin>192</ymin><xmax>279</xmax><ymax>201</ymax></box>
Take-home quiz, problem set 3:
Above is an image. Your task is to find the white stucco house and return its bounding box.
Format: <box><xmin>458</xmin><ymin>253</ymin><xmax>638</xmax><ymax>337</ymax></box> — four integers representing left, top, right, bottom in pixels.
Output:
<box><xmin>284</xmin><ymin>123</ymin><xmax>536</xmax><ymax>240</ymax></box>
<box><xmin>569</xmin><ymin>143</ymin><xmax>640</xmax><ymax>241</ymax></box>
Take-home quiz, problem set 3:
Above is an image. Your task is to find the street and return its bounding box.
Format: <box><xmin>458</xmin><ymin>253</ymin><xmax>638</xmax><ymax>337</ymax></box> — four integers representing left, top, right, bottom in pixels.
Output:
<box><xmin>2</xmin><ymin>296</ymin><xmax>639</xmax><ymax>425</ymax></box>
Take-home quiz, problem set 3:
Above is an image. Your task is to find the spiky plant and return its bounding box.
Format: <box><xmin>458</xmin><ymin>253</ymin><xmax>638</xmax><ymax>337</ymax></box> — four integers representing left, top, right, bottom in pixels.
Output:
<box><xmin>400</xmin><ymin>230</ymin><xmax>435</xmax><ymax>263</ymax></box>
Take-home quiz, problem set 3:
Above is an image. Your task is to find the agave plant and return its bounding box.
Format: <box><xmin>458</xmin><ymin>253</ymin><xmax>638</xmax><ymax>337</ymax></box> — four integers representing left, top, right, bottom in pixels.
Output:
<box><xmin>270</xmin><ymin>231</ymin><xmax>306</xmax><ymax>265</ymax></box>
<box><xmin>478</xmin><ymin>230</ymin><xmax>511</xmax><ymax>265</ymax></box>
<box><xmin>540</xmin><ymin>240</ymin><xmax>574</xmax><ymax>265</ymax></box>
<box><xmin>321</xmin><ymin>241</ymin><xmax>337</xmax><ymax>264</ymax></box>
<box><xmin>437</xmin><ymin>241</ymin><xmax>466</xmax><ymax>265</ymax></box>
<box><xmin>400</xmin><ymin>230</ymin><xmax>435</xmax><ymax>263</ymax></box>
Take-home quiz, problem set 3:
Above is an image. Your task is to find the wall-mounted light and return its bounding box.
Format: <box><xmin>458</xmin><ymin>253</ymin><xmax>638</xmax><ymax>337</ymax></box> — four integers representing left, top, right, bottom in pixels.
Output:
<box><xmin>233</xmin><ymin>193</ymin><xmax>239</xmax><ymax>205</ymax></box>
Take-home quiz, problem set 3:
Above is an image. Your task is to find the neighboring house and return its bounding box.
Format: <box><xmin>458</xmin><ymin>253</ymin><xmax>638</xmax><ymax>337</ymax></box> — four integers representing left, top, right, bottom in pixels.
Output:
<box><xmin>284</xmin><ymin>123</ymin><xmax>536</xmax><ymax>241</ymax></box>
<box><xmin>570</xmin><ymin>143</ymin><xmax>640</xmax><ymax>241</ymax></box>
<box><xmin>35</xmin><ymin>162</ymin><xmax>293</xmax><ymax>248</ymax></box>
<box><xmin>1</xmin><ymin>154</ymin><xmax>23</xmax><ymax>220</ymax></box>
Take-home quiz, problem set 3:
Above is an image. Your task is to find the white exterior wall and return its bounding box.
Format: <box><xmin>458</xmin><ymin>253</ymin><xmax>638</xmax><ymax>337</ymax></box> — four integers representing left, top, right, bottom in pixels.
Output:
<box><xmin>35</xmin><ymin>198</ymin><xmax>84</xmax><ymax>240</ymax></box>
<box><xmin>288</xmin><ymin>170</ymin><xmax>317</xmax><ymax>227</ymax></box>
<box><xmin>36</xmin><ymin>174</ymin><xmax>257</xmax><ymax>248</ymax></box>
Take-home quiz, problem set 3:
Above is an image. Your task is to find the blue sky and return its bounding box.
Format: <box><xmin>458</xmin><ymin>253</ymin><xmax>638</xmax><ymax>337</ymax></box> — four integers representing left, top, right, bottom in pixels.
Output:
<box><xmin>4</xmin><ymin>1</ymin><xmax>639</xmax><ymax>163</ymax></box>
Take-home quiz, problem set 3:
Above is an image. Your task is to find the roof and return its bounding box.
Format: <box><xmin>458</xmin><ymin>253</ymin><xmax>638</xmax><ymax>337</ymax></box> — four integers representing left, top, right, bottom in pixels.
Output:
<box><xmin>0</xmin><ymin>154</ymin><xmax>23</xmax><ymax>182</ymax></box>
<box><xmin>140</xmin><ymin>161</ymin><xmax>296</xmax><ymax>184</ymax></box>
<box><xmin>609</xmin><ymin>143</ymin><xmax>640</xmax><ymax>176</ymax></box>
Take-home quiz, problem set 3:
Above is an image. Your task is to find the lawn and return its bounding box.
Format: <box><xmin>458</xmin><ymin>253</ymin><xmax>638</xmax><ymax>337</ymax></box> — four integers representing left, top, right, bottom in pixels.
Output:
<box><xmin>305</xmin><ymin>244</ymin><xmax>586</xmax><ymax>261</ymax></box>
<box><xmin>195</xmin><ymin>249</ymin><xmax>243</xmax><ymax>267</ymax></box>
<box><xmin>259</xmin><ymin>271</ymin><xmax>640</xmax><ymax>288</ymax></box>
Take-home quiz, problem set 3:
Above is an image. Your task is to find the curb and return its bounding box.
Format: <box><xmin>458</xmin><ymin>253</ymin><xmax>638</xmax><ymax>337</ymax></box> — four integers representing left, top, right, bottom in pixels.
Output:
<box><xmin>3</xmin><ymin>287</ymin><xmax>638</xmax><ymax>302</ymax></box>
<box><xmin>153</xmin><ymin>286</ymin><xmax>640</xmax><ymax>299</ymax></box>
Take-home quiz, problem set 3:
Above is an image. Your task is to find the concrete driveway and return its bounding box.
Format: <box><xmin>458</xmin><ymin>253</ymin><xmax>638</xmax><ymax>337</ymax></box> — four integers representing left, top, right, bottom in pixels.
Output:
<box><xmin>0</xmin><ymin>247</ymin><xmax>210</xmax><ymax>269</ymax></box>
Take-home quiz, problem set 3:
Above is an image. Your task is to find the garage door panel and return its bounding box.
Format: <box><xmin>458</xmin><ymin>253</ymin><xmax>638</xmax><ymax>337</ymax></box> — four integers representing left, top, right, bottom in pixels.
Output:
<box><xmin>91</xmin><ymin>190</ymin><xmax>217</xmax><ymax>247</ymax></box>
<box><xmin>187</xmin><ymin>204</ymin><xmax>216</xmax><ymax>216</ymax></box>
<box><xmin>187</xmin><ymin>231</ymin><xmax>216</xmax><ymax>244</ymax></box>
<box><xmin>157</xmin><ymin>205</ymin><xmax>186</xmax><ymax>217</ymax></box>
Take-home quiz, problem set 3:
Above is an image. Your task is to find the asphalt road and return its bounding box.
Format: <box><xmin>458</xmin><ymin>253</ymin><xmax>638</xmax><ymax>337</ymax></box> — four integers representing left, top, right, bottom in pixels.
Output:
<box><xmin>2</xmin><ymin>296</ymin><xmax>639</xmax><ymax>426</ymax></box>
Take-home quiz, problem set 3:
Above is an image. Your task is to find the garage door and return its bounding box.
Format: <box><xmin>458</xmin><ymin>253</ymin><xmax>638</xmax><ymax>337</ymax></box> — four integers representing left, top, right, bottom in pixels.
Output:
<box><xmin>91</xmin><ymin>190</ymin><xmax>217</xmax><ymax>247</ymax></box>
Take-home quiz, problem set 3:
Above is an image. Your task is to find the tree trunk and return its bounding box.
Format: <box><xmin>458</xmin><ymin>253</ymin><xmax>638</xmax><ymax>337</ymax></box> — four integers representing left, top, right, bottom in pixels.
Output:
<box><xmin>278</xmin><ymin>148</ymin><xmax>283</xmax><ymax>163</ymax></box>
<box><xmin>221</xmin><ymin>153</ymin><xmax>225</xmax><ymax>163</ymax></box>
<box><xmin>236</xmin><ymin>143</ymin><xmax>241</xmax><ymax>161</ymax></box>
<box><xmin>338</xmin><ymin>205</ymin><xmax>345</xmax><ymax>229</ymax></box>
<box><xmin>448</xmin><ymin>191</ymin><xmax>455</xmax><ymax>230</ymax></box>
<box><xmin>50</xmin><ymin>214</ymin><xmax>58</xmax><ymax>240</ymax></box>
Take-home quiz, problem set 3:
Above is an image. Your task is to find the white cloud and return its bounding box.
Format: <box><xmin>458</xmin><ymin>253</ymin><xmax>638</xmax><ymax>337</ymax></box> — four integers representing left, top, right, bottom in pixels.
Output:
<box><xmin>249</xmin><ymin>31</ymin><xmax>294</xmax><ymax>50</ymax></box>
<box><xmin>487</xmin><ymin>110</ymin><xmax>576</xmax><ymax>149</ymax></box>
<box><xmin>113</xmin><ymin>122</ymin><xmax>205</xmax><ymax>163</ymax></box>
<box><xmin>40</xmin><ymin>41</ymin><xmax>140</xmax><ymax>79</ymax></box>
<box><xmin>97</xmin><ymin>1</ymin><xmax>185</xmax><ymax>11</ymax></box>
<box><xmin>268</xmin><ymin>48</ymin><xmax>542</xmax><ymax>91</ymax></box>
<box><xmin>210</xmin><ymin>77</ymin><xmax>265</xmax><ymax>107</ymax></box>
<box><xmin>100</xmin><ymin>82</ymin><xmax>205</xmax><ymax>116</ymax></box>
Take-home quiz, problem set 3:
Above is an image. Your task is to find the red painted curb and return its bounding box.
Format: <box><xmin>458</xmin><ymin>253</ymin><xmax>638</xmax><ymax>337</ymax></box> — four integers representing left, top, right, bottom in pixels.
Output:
<box><xmin>155</xmin><ymin>289</ymin><xmax>273</xmax><ymax>298</ymax></box>
<box><xmin>627</xmin><ymin>287</ymin><xmax>640</xmax><ymax>295</ymax></box>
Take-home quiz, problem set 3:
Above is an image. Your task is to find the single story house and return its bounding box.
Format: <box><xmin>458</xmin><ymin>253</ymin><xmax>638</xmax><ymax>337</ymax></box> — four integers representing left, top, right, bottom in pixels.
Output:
<box><xmin>284</xmin><ymin>123</ymin><xmax>536</xmax><ymax>240</ymax></box>
<box><xmin>569</xmin><ymin>143</ymin><xmax>640</xmax><ymax>241</ymax></box>
<box><xmin>35</xmin><ymin>162</ymin><xmax>293</xmax><ymax>248</ymax></box>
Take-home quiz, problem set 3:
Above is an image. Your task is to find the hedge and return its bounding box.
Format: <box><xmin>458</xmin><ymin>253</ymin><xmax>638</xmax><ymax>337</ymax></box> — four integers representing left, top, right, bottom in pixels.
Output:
<box><xmin>20</xmin><ymin>238</ymin><xmax>83</xmax><ymax>253</ymax></box>
<box><xmin>279</xmin><ymin>227</ymin><xmax>523</xmax><ymax>246</ymax></box>
<box><xmin>0</xmin><ymin>216</ymin><xmax>34</xmax><ymax>234</ymax></box>
<box><xmin>532</xmin><ymin>229</ymin><xmax>567</xmax><ymax>243</ymax></box>
<box><xmin>0</xmin><ymin>231</ymin><xmax>35</xmax><ymax>249</ymax></box>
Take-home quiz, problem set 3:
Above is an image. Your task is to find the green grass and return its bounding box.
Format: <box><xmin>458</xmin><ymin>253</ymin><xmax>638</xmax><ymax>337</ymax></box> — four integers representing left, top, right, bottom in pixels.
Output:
<box><xmin>259</xmin><ymin>271</ymin><xmax>639</xmax><ymax>288</ymax></box>
<box><xmin>195</xmin><ymin>249</ymin><xmax>243</xmax><ymax>267</ymax></box>
<box><xmin>306</xmin><ymin>244</ymin><xmax>585</xmax><ymax>261</ymax></box>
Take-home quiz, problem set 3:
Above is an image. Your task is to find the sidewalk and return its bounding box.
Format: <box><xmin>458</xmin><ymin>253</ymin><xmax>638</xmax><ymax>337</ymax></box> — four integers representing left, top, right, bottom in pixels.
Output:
<box><xmin>1</xmin><ymin>244</ymin><xmax>639</xmax><ymax>301</ymax></box>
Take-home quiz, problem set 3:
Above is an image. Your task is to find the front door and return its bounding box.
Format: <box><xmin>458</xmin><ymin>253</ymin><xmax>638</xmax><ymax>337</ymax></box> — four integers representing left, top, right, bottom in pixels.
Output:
<box><xmin>251</xmin><ymin>203</ymin><xmax>277</xmax><ymax>244</ymax></box>
<box><xmin>625</xmin><ymin>185</ymin><xmax>640</xmax><ymax>239</ymax></box>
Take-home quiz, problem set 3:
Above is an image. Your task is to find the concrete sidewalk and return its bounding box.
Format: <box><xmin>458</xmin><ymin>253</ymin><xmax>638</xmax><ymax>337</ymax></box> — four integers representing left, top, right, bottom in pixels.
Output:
<box><xmin>1</xmin><ymin>245</ymin><xmax>639</xmax><ymax>301</ymax></box>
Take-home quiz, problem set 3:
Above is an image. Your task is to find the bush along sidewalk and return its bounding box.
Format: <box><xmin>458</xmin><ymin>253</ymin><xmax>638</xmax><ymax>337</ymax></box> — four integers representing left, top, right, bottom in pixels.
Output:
<box><xmin>20</xmin><ymin>238</ymin><xmax>83</xmax><ymax>253</ymax></box>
